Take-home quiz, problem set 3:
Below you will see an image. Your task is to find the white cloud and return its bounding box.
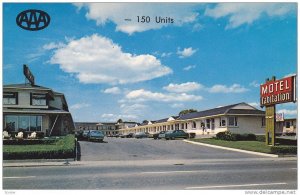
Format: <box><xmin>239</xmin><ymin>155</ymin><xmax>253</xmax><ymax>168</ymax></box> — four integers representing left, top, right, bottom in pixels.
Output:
<box><xmin>249</xmin><ymin>80</ymin><xmax>260</xmax><ymax>88</ymax></box>
<box><xmin>208</xmin><ymin>84</ymin><xmax>249</xmax><ymax>93</ymax></box>
<box><xmin>177</xmin><ymin>47</ymin><xmax>197</xmax><ymax>58</ymax></box>
<box><xmin>277</xmin><ymin>109</ymin><xmax>297</xmax><ymax>116</ymax></box>
<box><xmin>70</xmin><ymin>103</ymin><xmax>90</xmax><ymax>110</ymax></box>
<box><xmin>161</xmin><ymin>52</ymin><xmax>173</xmax><ymax>58</ymax></box>
<box><xmin>75</xmin><ymin>3</ymin><xmax>199</xmax><ymax>35</ymax></box>
<box><xmin>248</xmin><ymin>102</ymin><xmax>260</xmax><ymax>108</ymax></box>
<box><xmin>163</xmin><ymin>82</ymin><xmax>203</xmax><ymax>93</ymax></box>
<box><xmin>192</xmin><ymin>23</ymin><xmax>203</xmax><ymax>32</ymax></box>
<box><xmin>120</xmin><ymin>103</ymin><xmax>148</xmax><ymax>115</ymax></box>
<box><xmin>170</xmin><ymin>103</ymin><xmax>185</xmax><ymax>108</ymax></box>
<box><xmin>101</xmin><ymin>113</ymin><xmax>138</xmax><ymax>122</ymax></box>
<box><xmin>102</xmin><ymin>87</ymin><xmax>121</xmax><ymax>94</ymax></box>
<box><xmin>49</xmin><ymin>34</ymin><xmax>172</xmax><ymax>84</ymax></box>
<box><xmin>284</xmin><ymin>73</ymin><xmax>297</xmax><ymax>78</ymax></box>
<box><xmin>205</xmin><ymin>3</ymin><xmax>295</xmax><ymax>29</ymax></box>
<box><xmin>43</xmin><ymin>42</ymin><xmax>65</xmax><ymax>50</ymax></box>
<box><xmin>183</xmin><ymin>65</ymin><xmax>196</xmax><ymax>71</ymax></box>
<box><xmin>125</xmin><ymin>89</ymin><xmax>202</xmax><ymax>102</ymax></box>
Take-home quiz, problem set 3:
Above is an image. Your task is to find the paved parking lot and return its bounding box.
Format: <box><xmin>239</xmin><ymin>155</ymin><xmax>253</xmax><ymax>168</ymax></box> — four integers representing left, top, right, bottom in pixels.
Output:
<box><xmin>79</xmin><ymin>137</ymin><xmax>271</xmax><ymax>161</ymax></box>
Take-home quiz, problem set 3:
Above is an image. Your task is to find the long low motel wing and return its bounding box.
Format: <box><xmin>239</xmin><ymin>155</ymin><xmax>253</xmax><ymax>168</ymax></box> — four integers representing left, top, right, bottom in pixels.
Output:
<box><xmin>119</xmin><ymin>102</ymin><xmax>266</xmax><ymax>135</ymax></box>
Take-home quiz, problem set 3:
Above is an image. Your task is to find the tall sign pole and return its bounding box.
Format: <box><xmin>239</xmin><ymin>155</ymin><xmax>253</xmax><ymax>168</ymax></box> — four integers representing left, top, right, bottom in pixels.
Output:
<box><xmin>260</xmin><ymin>75</ymin><xmax>296</xmax><ymax>146</ymax></box>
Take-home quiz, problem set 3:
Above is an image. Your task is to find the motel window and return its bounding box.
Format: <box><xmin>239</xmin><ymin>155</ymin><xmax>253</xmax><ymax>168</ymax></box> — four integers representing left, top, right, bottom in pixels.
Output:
<box><xmin>219</xmin><ymin>117</ymin><xmax>226</xmax><ymax>127</ymax></box>
<box><xmin>206</xmin><ymin>119</ymin><xmax>211</xmax><ymax>129</ymax></box>
<box><xmin>192</xmin><ymin>121</ymin><xmax>196</xmax><ymax>129</ymax></box>
<box><xmin>285</xmin><ymin>121</ymin><xmax>291</xmax><ymax>128</ymax></box>
<box><xmin>228</xmin><ymin>117</ymin><xmax>238</xmax><ymax>127</ymax></box>
<box><xmin>3</xmin><ymin>92</ymin><xmax>18</xmax><ymax>105</ymax></box>
<box><xmin>31</xmin><ymin>93</ymin><xmax>47</xmax><ymax>106</ymax></box>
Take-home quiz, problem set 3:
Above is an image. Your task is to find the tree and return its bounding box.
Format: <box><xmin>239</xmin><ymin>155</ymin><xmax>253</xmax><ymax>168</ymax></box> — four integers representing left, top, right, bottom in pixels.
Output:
<box><xmin>179</xmin><ymin>109</ymin><xmax>198</xmax><ymax>116</ymax></box>
<box><xmin>117</xmin><ymin>118</ymin><xmax>123</xmax><ymax>123</ymax></box>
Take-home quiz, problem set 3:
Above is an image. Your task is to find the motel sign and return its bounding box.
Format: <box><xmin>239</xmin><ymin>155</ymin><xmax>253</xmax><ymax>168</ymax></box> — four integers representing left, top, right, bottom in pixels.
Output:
<box><xmin>260</xmin><ymin>76</ymin><xmax>296</xmax><ymax>146</ymax></box>
<box><xmin>260</xmin><ymin>76</ymin><xmax>296</xmax><ymax>107</ymax></box>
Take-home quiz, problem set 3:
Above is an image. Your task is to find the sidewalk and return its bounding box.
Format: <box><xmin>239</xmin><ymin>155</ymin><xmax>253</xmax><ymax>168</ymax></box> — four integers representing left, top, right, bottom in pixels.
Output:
<box><xmin>3</xmin><ymin>159</ymin><xmax>81</xmax><ymax>167</ymax></box>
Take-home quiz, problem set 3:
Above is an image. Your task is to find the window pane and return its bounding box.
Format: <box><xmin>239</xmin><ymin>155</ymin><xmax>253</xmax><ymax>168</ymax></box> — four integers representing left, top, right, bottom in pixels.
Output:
<box><xmin>3</xmin><ymin>92</ymin><xmax>17</xmax><ymax>105</ymax></box>
<box><xmin>206</xmin><ymin>119</ymin><xmax>210</xmax><ymax>129</ymax></box>
<box><xmin>229</xmin><ymin>117</ymin><xmax>234</xmax><ymax>126</ymax></box>
<box><xmin>5</xmin><ymin>116</ymin><xmax>18</xmax><ymax>132</ymax></box>
<box><xmin>32</xmin><ymin>94</ymin><xmax>47</xmax><ymax>106</ymax></box>
<box><xmin>18</xmin><ymin>116</ymin><xmax>30</xmax><ymax>131</ymax></box>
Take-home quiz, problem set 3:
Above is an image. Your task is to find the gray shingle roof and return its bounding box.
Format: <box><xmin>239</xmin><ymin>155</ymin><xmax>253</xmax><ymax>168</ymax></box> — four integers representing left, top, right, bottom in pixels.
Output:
<box><xmin>178</xmin><ymin>102</ymin><xmax>264</xmax><ymax>120</ymax></box>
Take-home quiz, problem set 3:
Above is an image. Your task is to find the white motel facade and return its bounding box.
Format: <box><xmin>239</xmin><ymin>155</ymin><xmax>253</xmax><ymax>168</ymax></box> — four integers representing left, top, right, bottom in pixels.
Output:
<box><xmin>119</xmin><ymin>102</ymin><xmax>266</xmax><ymax>136</ymax></box>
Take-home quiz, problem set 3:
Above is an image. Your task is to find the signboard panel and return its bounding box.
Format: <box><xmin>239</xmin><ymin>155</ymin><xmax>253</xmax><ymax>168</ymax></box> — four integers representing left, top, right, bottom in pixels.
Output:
<box><xmin>260</xmin><ymin>76</ymin><xmax>296</xmax><ymax>107</ymax></box>
<box><xmin>23</xmin><ymin>64</ymin><xmax>35</xmax><ymax>85</ymax></box>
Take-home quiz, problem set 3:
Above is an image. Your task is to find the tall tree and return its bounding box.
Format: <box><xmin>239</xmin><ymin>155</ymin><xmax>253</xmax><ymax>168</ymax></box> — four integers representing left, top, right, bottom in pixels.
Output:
<box><xmin>179</xmin><ymin>109</ymin><xmax>197</xmax><ymax>116</ymax></box>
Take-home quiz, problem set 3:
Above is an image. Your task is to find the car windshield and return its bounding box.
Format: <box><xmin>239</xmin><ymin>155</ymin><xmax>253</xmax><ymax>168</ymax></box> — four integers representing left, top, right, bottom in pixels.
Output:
<box><xmin>90</xmin><ymin>131</ymin><xmax>103</xmax><ymax>135</ymax></box>
<box><xmin>166</xmin><ymin>130</ymin><xmax>174</xmax><ymax>133</ymax></box>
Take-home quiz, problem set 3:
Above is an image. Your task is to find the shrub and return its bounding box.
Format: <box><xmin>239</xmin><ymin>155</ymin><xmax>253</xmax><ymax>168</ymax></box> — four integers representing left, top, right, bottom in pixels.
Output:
<box><xmin>256</xmin><ymin>135</ymin><xmax>265</xmax><ymax>142</ymax></box>
<box><xmin>276</xmin><ymin>138</ymin><xmax>297</xmax><ymax>146</ymax></box>
<box><xmin>188</xmin><ymin>133</ymin><xmax>196</xmax><ymax>139</ymax></box>
<box><xmin>271</xmin><ymin>146</ymin><xmax>297</xmax><ymax>154</ymax></box>
<box><xmin>216</xmin><ymin>131</ymin><xmax>257</xmax><ymax>141</ymax></box>
<box><xmin>3</xmin><ymin>139</ymin><xmax>56</xmax><ymax>145</ymax></box>
<box><xmin>216</xmin><ymin>131</ymin><xmax>234</xmax><ymax>141</ymax></box>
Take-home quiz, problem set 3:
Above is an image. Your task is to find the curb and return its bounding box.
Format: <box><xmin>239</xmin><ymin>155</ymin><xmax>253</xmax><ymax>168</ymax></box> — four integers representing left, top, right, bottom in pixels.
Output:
<box><xmin>183</xmin><ymin>140</ymin><xmax>279</xmax><ymax>158</ymax></box>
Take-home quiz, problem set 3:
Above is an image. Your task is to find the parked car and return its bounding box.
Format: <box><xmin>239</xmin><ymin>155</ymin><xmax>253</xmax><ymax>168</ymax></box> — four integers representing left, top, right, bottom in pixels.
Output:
<box><xmin>82</xmin><ymin>130</ymin><xmax>90</xmax><ymax>140</ymax></box>
<box><xmin>158</xmin><ymin>131</ymin><xmax>167</xmax><ymax>139</ymax></box>
<box><xmin>88</xmin><ymin>130</ymin><xmax>105</xmax><ymax>142</ymax></box>
<box><xmin>153</xmin><ymin>131</ymin><xmax>166</xmax><ymax>139</ymax></box>
<box><xmin>135</xmin><ymin>132</ymin><xmax>148</xmax><ymax>139</ymax></box>
<box><xmin>121</xmin><ymin>133</ymin><xmax>134</xmax><ymax>138</ymax></box>
<box><xmin>164</xmin><ymin>130</ymin><xmax>189</xmax><ymax>140</ymax></box>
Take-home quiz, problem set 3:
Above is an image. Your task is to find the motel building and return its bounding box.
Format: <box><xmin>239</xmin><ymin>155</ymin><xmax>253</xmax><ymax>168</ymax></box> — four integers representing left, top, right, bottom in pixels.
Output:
<box><xmin>3</xmin><ymin>67</ymin><xmax>75</xmax><ymax>137</ymax></box>
<box><xmin>119</xmin><ymin>102</ymin><xmax>266</xmax><ymax>136</ymax></box>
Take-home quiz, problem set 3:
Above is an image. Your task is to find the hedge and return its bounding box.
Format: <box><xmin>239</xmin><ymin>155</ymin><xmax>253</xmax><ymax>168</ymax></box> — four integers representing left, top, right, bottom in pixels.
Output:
<box><xmin>216</xmin><ymin>131</ymin><xmax>256</xmax><ymax>141</ymax></box>
<box><xmin>3</xmin><ymin>139</ymin><xmax>56</xmax><ymax>145</ymax></box>
<box><xmin>271</xmin><ymin>146</ymin><xmax>297</xmax><ymax>154</ymax></box>
<box><xmin>3</xmin><ymin>134</ymin><xmax>76</xmax><ymax>160</ymax></box>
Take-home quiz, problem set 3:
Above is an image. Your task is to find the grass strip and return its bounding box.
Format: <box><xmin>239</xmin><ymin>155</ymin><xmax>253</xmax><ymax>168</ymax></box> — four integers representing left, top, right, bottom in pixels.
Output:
<box><xmin>3</xmin><ymin>134</ymin><xmax>75</xmax><ymax>159</ymax></box>
<box><xmin>190</xmin><ymin>138</ymin><xmax>273</xmax><ymax>154</ymax></box>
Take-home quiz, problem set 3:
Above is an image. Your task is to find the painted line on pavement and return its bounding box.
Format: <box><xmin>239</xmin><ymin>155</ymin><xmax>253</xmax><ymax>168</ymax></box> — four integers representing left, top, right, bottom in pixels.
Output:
<box><xmin>185</xmin><ymin>182</ymin><xmax>287</xmax><ymax>189</ymax></box>
<box><xmin>141</xmin><ymin>170</ymin><xmax>203</xmax><ymax>174</ymax></box>
<box><xmin>183</xmin><ymin>140</ymin><xmax>278</xmax><ymax>158</ymax></box>
<box><xmin>4</xmin><ymin>176</ymin><xmax>36</xmax><ymax>179</ymax></box>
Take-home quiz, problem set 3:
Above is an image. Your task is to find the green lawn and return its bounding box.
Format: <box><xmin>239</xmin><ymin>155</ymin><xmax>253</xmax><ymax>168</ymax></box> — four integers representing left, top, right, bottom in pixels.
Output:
<box><xmin>190</xmin><ymin>138</ymin><xmax>273</xmax><ymax>154</ymax></box>
<box><xmin>3</xmin><ymin>134</ymin><xmax>75</xmax><ymax>159</ymax></box>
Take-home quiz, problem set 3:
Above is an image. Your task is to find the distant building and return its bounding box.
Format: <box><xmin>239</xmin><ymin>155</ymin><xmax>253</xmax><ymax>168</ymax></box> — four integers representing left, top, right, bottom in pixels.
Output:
<box><xmin>3</xmin><ymin>84</ymin><xmax>75</xmax><ymax>136</ymax></box>
<box><xmin>74</xmin><ymin>122</ymin><xmax>98</xmax><ymax>131</ymax></box>
<box><xmin>276</xmin><ymin>118</ymin><xmax>297</xmax><ymax>135</ymax></box>
<box><xmin>119</xmin><ymin>102</ymin><xmax>266</xmax><ymax>135</ymax></box>
<box><xmin>74</xmin><ymin>121</ymin><xmax>139</xmax><ymax>136</ymax></box>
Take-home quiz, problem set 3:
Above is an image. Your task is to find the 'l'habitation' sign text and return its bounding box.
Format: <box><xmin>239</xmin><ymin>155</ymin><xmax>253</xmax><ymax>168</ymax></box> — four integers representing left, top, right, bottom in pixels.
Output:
<box><xmin>260</xmin><ymin>76</ymin><xmax>296</xmax><ymax>107</ymax></box>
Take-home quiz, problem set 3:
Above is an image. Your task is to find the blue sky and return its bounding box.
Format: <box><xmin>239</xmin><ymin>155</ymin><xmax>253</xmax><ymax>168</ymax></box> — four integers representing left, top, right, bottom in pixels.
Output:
<box><xmin>3</xmin><ymin>3</ymin><xmax>297</xmax><ymax>122</ymax></box>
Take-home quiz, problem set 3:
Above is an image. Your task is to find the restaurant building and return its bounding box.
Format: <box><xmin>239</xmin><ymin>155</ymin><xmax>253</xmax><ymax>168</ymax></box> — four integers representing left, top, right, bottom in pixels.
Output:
<box><xmin>119</xmin><ymin>102</ymin><xmax>266</xmax><ymax>135</ymax></box>
<box><xmin>3</xmin><ymin>66</ymin><xmax>75</xmax><ymax>137</ymax></box>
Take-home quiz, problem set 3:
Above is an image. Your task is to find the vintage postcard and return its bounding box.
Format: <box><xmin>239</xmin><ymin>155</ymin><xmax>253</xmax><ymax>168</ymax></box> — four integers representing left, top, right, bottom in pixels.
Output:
<box><xmin>2</xmin><ymin>2</ymin><xmax>297</xmax><ymax>193</ymax></box>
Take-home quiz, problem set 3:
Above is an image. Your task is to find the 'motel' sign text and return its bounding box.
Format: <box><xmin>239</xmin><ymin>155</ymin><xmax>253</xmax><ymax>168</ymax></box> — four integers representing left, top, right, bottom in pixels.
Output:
<box><xmin>260</xmin><ymin>76</ymin><xmax>296</xmax><ymax>107</ymax></box>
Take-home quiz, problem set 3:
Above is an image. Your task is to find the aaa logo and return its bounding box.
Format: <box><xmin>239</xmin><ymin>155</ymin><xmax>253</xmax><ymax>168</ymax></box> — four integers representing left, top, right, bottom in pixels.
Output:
<box><xmin>16</xmin><ymin>9</ymin><xmax>50</xmax><ymax>31</ymax></box>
